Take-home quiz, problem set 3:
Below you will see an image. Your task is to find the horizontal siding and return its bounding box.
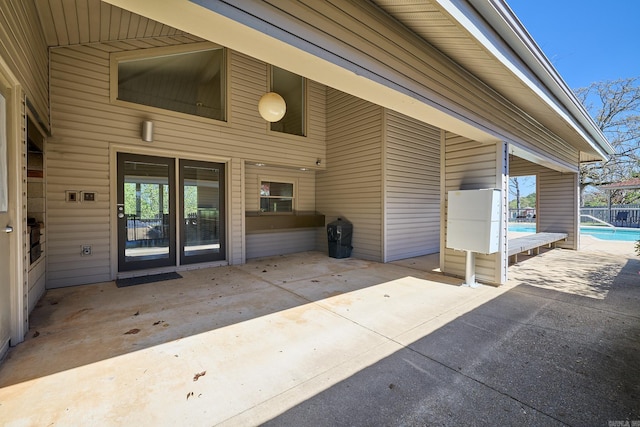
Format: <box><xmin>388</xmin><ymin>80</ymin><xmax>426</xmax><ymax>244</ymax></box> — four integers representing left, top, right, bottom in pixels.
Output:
<box><xmin>244</xmin><ymin>164</ymin><xmax>317</xmax><ymax>258</ymax></box>
<box><xmin>442</xmin><ymin>131</ymin><xmax>506</xmax><ymax>284</ymax></box>
<box><xmin>510</xmin><ymin>155</ymin><xmax>578</xmax><ymax>249</ymax></box>
<box><xmin>316</xmin><ymin>89</ymin><xmax>383</xmax><ymax>261</ymax></box>
<box><xmin>538</xmin><ymin>170</ymin><xmax>578</xmax><ymax>249</ymax></box>
<box><xmin>385</xmin><ymin>110</ymin><xmax>440</xmax><ymax>261</ymax></box>
<box><xmin>510</xmin><ymin>156</ymin><xmax>541</xmax><ymax>177</ymax></box>
<box><xmin>28</xmin><ymin>257</ymin><xmax>46</xmax><ymax>314</ymax></box>
<box><xmin>219</xmin><ymin>1</ymin><xmax>581</xmax><ymax>169</ymax></box>
<box><xmin>229</xmin><ymin>157</ymin><xmax>243</xmax><ymax>265</ymax></box>
<box><xmin>246</xmin><ymin>229</ymin><xmax>317</xmax><ymax>259</ymax></box>
<box><xmin>0</xmin><ymin>1</ymin><xmax>49</xmax><ymax>126</ymax></box>
<box><xmin>46</xmin><ymin>42</ymin><xmax>327</xmax><ymax>287</ymax></box>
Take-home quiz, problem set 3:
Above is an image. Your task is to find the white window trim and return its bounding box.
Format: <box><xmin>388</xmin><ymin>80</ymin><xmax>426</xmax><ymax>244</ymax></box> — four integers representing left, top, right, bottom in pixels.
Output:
<box><xmin>259</xmin><ymin>176</ymin><xmax>298</xmax><ymax>214</ymax></box>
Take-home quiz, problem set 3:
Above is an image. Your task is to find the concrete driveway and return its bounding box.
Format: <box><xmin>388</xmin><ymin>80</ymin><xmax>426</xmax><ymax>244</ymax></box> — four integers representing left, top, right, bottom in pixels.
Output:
<box><xmin>0</xmin><ymin>243</ymin><xmax>638</xmax><ymax>426</ymax></box>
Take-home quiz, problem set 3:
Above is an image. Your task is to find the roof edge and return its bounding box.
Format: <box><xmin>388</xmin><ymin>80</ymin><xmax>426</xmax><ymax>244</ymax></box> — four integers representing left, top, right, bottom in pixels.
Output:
<box><xmin>435</xmin><ymin>0</ymin><xmax>614</xmax><ymax>160</ymax></box>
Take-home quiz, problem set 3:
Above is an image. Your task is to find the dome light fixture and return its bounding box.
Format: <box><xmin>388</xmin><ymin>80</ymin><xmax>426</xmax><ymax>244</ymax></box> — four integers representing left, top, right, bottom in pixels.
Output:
<box><xmin>258</xmin><ymin>92</ymin><xmax>286</xmax><ymax>122</ymax></box>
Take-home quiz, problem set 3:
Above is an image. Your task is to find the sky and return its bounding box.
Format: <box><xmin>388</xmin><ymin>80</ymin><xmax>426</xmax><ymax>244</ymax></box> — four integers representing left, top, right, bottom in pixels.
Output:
<box><xmin>505</xmin><ymin>0</ymin><xmax>640</xmax><ymax>200</ymax></box>
<box><xmin>506</xmin><ymin>0</ymin><xmax>640</xmax><ymax>89</ymax></box>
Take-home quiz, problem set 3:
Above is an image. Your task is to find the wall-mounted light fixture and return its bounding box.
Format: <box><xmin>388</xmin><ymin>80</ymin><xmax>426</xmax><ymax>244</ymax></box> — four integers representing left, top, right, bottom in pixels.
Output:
<box><xmin>141</xmin><ymin>120</ymin><xmax>154</xmax><ymax>142</ymax></box>
<box><xmin>258</xmin><ymin>92</ymin><xmax>286</xmax><ymax>122</ymax></box>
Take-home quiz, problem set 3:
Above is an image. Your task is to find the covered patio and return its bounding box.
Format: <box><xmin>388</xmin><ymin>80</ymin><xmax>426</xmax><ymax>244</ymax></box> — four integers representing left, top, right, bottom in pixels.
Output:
<box><xmin>1</xmin><ymin>244</ymin><xmax>638</xmax><ymax>425</ymax></box>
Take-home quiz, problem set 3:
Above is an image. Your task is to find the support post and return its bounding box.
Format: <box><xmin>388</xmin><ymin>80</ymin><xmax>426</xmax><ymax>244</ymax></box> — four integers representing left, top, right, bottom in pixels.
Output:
<box><xmin>463</xmin><ymin>250</ymin><xmax>479</xmax><ymax>288</ymax></box>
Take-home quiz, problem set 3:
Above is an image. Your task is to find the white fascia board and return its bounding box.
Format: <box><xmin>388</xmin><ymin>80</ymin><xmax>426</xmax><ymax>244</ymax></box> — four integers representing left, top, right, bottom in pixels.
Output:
<box><xmin>435</xmin><ymin>0</ymin><xmax>614</xmax><ymax>160</ymax></box>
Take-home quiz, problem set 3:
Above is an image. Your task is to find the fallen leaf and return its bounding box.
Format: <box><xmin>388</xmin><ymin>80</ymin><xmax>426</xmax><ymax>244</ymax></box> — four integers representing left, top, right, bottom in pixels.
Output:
<box><xmin>134</xmin><ymin>311</ymin><xmax>140</xmax><ymax>316</ymax></box>
<box><xmin>193</xmin><ymin>371</ymin><xmax>206</xmax><ymax>381</ymax></box>
<box><xmin>33</xmin><ymin>331</ymin><xmax>40</xmax><ymax>338</ymax></box>
<box><xmin>124</xmin><ymin>328</ymin><xmax>140</xmax><ymax>335</ymax></box>
<box><xmin>262</xmin><ymin>269</ymin><xmax>267</xmax><ymax>273</ymax></box>
<box><xmin>153</xmin><ymin>321</ymin><xmax>163</xmax><ymax>326</ymax></box>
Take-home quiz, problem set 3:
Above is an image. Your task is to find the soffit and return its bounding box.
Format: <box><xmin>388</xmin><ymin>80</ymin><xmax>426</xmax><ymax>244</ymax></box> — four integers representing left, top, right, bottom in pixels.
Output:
<box><xmin>33</xmin><ymin>0</ymin><xmax>199</xmax><ymax>47</ymax></box>
<box><xmin>34</xmin><ymin>0</ymin><xmax>608</xmax><ymax>162</ymax></box>
<box><xmin>372</xmin><ymin>0</ymin><xmax>610</xmax><ymax>160</ymax></box>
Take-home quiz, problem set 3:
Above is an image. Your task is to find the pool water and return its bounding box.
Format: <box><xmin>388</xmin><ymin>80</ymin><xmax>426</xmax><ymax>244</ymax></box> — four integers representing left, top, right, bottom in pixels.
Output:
<box><xmin>509</xmin><ymin>224</ymin><xmax>640</xmax><ymax>242</ymax></box>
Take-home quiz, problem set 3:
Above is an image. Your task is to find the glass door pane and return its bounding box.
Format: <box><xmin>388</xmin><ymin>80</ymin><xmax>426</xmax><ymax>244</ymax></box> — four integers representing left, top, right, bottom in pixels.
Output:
<box><xmin>180</xmin><ymin>160</ymin><xmax>225</xmax><ymax>264</ymax></box>
<box><xmin>117</xmin><ymin>154</ymin><xmax>175</xmax><ymax>271</ymax></box>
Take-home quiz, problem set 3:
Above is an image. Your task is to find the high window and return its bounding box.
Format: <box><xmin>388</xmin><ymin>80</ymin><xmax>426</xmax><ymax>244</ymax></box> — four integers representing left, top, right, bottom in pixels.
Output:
<box><xmin>113</xmin><ymin>44</ymin><xmax>226</xmax><ymax>121</ymax></box>
<box><xmin>270</xmin><ymin>66</ymin><xmax>305</xmax><ymax>136</ymax></box>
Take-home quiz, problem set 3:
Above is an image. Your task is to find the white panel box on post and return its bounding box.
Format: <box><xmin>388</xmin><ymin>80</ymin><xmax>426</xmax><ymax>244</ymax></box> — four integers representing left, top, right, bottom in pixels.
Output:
<box><xmin>446</xmin><ymin>189</ymin><xmax>501</xmax><ymax>254</ymax></box>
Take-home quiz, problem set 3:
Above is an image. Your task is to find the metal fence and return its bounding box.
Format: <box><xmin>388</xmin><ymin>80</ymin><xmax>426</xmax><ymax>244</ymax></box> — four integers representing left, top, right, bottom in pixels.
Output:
<box><xmin>580</xmin><ymin>205</ymin><xmax>640</xmax><ymax>227</ymax></box>
<box><xmin>509</xmin><ymin>205</ymin><xmax>640</xmax><ymax>227</ymax></box>
<box><xmin>508</xmin><ymin>208</ymin><xmax>536</xmax><ymax>222</ymax></box>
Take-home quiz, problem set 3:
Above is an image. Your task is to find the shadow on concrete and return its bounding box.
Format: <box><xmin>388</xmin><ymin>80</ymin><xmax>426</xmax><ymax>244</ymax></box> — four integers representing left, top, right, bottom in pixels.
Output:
<box><xmin>0</xmin><ymin>252</ymin><xmax>456</xmax><ymax>387</ymax></box>
<box><xmin>265</xmin><ymin>258</ymin><xmax>640</xmax><ymax>426</ymax></box>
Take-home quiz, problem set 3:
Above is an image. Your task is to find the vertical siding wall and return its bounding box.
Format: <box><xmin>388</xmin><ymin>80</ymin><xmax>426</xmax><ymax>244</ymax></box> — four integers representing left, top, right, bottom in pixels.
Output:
<box><xmin>0</xmin><ymin>1</ymin><xmax>49</xmax><ymax>125</ymax></box>
<box><xmin>47</xmin><ymin>42</ymin><xmax>326</xmax><ymax>288</ymax></box>
<box><xmin>317</xmin><ymin>89</ymin><xmax>383</xmax><ymax>261</ymax></box>
<box><xmin>509</xmin><ymin>156</ymin><xmax>578</xmax><ymax>249</ymax></box>
<box><xmin>442</xmin><ymin>132</ymin><xmax>508</xmax><ymax>285</ymax></box>
<box><xmin>244</xmin><ymin>164</ymin><xmax>318</xmax><ymax>258</ymax></box>
<box><xmin>384</xmin><ymin>111</ymin><xmax>440</xmax><ymax>262</ymax></box>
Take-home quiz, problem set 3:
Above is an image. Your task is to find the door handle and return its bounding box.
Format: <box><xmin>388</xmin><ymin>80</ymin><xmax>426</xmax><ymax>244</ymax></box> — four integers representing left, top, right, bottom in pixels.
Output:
<box><xmin>4</xmin><ymin>225</ymin><xmax>13</xmax><ymax>233</ymax></box>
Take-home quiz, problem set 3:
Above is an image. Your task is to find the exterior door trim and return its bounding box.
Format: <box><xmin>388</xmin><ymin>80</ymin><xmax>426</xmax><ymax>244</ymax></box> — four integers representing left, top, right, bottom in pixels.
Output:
<box><xmin>0</xmin><ymin>57</ymin><xmax>26</xmax><ymax>346</ymax></box>
<box><xmin>109</xmin><ymin>145</ymin><xmax>230</xmax><ymax>279</ymax></box>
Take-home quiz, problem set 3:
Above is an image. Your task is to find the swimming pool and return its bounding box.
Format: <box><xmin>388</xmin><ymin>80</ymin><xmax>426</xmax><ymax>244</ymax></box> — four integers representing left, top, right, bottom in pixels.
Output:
<box><xmin>509</xmin><ymin>224</ymin><xmax>640</xmax><ymax>242</ymax></box>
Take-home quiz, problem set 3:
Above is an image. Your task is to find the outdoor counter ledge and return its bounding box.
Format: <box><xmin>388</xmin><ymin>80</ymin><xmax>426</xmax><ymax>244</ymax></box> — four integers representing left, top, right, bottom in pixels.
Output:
<box><xmin>245</xmin><ymin>212</ymin><xmax>325</xmax><ymax>233</ymax></box>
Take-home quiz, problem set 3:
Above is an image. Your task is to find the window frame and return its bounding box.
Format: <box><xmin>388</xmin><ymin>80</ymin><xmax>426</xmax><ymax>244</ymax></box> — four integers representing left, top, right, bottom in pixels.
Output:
<box><xmin>268</xmin><ymin>65</ymin><xmax>307</xmax><ymax>137</ymax></box>
<box><xmin>259</xmin><ymin>177</ymin><xmax>298</xmax><ymax>215</ymax></box>
<box><xmin>110</xmin><ymin>42</ymin><xmax>228</xmax><ymax>124</ymax></box>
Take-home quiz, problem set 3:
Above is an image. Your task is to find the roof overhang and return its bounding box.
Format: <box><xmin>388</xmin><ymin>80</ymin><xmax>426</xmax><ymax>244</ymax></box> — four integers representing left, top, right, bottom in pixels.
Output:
<box><xmin>599</xmin><ymin>178</ymin><xmax>640</xmax><ymax>191</ymax></box>
<box><xmin>373</xmin><ymin>0</ymin><xmax>614</xmax><ymax>162</ymax></box>
<box><xmin>100</xmin><ymin>0</ymin><xmax>613</xmax><ymax>164</ymax></box>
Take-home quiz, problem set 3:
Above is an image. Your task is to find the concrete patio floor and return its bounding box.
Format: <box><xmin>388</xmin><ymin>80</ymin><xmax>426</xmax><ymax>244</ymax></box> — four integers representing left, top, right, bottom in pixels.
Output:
<box><xmin>1</xmin><ymin>240</ymin><xmax>639</xmax><ymax>426</ymax></box>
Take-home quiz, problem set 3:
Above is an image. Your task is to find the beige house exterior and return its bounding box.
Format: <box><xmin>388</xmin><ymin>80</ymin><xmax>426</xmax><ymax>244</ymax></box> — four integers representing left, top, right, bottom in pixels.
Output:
<box><xmin>0</xmin><ymin>0</ymin><xmax>613</xmax><ymax>355</ymax></box>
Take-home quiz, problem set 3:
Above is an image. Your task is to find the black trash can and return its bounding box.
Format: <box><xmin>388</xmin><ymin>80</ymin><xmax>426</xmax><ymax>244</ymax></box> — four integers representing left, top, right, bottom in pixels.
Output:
<box><xmin>327</xmin><ymin>218</ymin><xmax>353</xmax><ymax>259</ymax></box>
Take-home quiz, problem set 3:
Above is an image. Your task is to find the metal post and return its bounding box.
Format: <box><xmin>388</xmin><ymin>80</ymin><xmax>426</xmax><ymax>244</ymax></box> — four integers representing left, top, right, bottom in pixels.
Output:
<box><xmin>463</xmin><ymin>250</ymin><xmax>479</xmax><ymax>288</ymax></box>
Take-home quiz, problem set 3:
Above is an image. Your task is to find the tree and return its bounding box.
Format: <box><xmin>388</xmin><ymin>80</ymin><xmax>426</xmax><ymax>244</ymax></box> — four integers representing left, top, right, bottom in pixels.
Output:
<box><xmin>509</xmin><ymin>177</ymin><xmax>521</xmax><ymax>211</ymax></box>
<box><xmin>509</xmin><ymin>176</ymin><xmax>535</xmax><ymax>211</ymax></box>
<box><xmin>575</xmin><ymin>77</ymin><xmax>640</xmax><ymax>205</ymax></box>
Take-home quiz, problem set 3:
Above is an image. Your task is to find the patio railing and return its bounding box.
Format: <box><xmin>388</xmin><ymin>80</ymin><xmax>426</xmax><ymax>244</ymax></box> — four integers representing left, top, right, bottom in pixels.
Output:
<box><xmin>509</xmin><ymin>206</ymin><xmax>640</xmax><ymax>228</ymax></box>
<box><xmin>580</xmin><ymin>205</ymin><xmax>640</xmax><ymax>227</ymax></box>
<box><xmin>508</xmin><ymin>208</ymin><xmax>536</xmax><ymax>222</ymax></box>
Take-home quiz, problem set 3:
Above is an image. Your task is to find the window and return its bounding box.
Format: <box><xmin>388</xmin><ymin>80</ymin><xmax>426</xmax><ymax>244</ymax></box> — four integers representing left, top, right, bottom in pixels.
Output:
<box><xmin>270</xmin><ymin>66</ymin><xmax>305</xmax><ymax>136</ymax></box>
<box><xmin>114</xmin><ymin>45</ymin><xmax>226</xmax><ymax>121</ymax></box>
<box><xmin>260</xmin><ymin>180</ymin><xmax>295</xmax><ymax>213</ymax></box>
